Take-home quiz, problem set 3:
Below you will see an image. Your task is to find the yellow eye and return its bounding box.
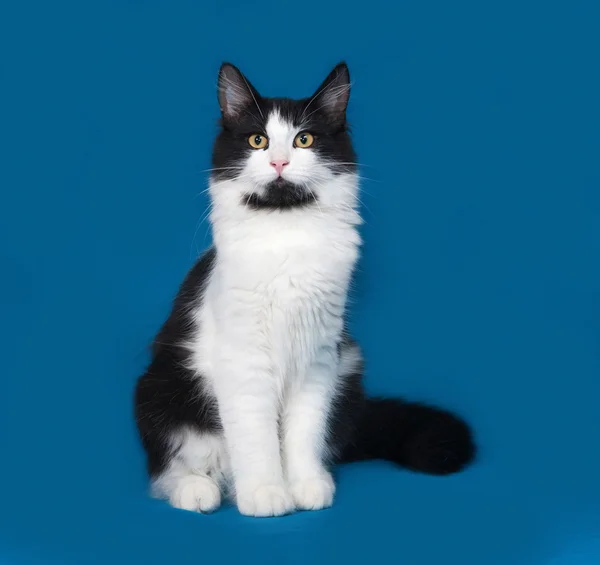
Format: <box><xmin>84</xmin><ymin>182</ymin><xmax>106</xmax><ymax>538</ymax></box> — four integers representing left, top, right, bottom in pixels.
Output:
<box><xmin>294</xmin><ymin>132</ymin><xmax>314</xmax><ymax>148</ymax></box>
<box><xmin>248</xmin><ymin>134</ymin><xmax>268</xmax><ymax>149</ymax></box>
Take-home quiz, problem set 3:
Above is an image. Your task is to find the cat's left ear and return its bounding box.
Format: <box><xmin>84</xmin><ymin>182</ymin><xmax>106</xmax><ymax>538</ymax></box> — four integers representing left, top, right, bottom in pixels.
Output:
<box><xmin>217</xmin><ymin>63</ymin><xmax>262</xmax><ymax>122</ymax></box>
<box><xmin>309</xmin><ymin>62</ymin><xmax>351</xmax><ymax>126</ymax></box>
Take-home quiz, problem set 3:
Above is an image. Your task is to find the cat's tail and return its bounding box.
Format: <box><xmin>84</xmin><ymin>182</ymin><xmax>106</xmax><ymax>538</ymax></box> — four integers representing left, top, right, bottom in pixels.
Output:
<box><xmin>340</xmin><ymin>397</ymin><xmax>476</xmax><ymax>475</ymax></box>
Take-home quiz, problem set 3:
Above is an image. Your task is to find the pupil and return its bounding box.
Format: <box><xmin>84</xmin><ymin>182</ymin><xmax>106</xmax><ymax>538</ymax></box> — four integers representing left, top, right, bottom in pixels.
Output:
<box><xmin>255</xmin><ymin>136</ymin><xmax>262</xmax><ymax>145</ymax></box>
<box><xmin>300</xmin><ymin>135</ymin><xmax>307</xmax><ymax>144</ymax></box>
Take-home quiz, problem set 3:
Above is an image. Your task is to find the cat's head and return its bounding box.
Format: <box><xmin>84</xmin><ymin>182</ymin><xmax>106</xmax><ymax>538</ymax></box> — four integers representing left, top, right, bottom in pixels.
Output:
<box><xmin>210</xmin><ymin>63</ymin><xmax>357</xmax><ymax>212</ymax></box>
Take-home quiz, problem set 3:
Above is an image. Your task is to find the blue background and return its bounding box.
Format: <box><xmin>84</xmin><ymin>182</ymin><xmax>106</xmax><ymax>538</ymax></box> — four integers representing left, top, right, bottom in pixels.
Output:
<box><xmin>1</xmin><ymin>1</ymin><xmax>599</xmax><ymax>564</ymax></box>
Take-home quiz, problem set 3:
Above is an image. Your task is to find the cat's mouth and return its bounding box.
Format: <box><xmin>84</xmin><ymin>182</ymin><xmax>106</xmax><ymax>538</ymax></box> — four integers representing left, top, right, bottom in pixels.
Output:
<box><xmin>242</xmin><ymin>179</ymin><xmax>317</xmax><ymax>211</ymax></box>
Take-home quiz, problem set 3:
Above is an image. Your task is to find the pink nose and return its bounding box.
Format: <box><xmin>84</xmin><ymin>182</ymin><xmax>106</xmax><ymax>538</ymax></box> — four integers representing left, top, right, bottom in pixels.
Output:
<box><xmin>270</xmin><ymin>159</ymin><xmax>289</xmax><ymax>176</ymax></box>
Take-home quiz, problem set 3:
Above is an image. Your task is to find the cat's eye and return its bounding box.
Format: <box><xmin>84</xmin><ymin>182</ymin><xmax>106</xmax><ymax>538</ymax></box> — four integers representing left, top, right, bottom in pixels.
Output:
<box><xmin>294</xmin><ymin>132</ymin><xmax>314</xmax><ymax>148</ymax></box>
<box><xmin>248</xmin><ymin>134</ymin><xmax>268</xmax><ymax>149</ymax></box>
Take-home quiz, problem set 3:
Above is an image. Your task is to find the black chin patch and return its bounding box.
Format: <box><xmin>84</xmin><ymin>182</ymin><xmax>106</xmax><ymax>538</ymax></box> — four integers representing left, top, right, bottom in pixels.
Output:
<box><xmin>243</xmin><ymin>179</ymin><xmax>317</xmax><ymax>210</ymax></box>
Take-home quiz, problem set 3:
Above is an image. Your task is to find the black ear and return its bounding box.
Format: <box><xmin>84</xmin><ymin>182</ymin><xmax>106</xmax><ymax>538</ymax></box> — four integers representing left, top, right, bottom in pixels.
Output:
<box><xmin>217</xmin><ymin>63</ymin><xmax>261</xmax><ymax>121</ymax></box>
<box><xmin>308</xmin><ymin>62</ymin><xmax>351</xmax><ymax>125</ymax></box>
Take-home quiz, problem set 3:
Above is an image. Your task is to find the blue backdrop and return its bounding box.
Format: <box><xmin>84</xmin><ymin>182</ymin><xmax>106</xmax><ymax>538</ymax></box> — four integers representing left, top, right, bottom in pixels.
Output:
<box><xmin>1</xmin><ymin>1</ymin><xmax>599</xmax><ymax>564</ymax></box>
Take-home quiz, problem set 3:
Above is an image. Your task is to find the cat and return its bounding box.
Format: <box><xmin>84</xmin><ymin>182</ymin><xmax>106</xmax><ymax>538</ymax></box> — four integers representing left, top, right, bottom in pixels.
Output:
<box><xmin>134</xmin><ymin>62</ymin><xmax>476</xmax><ymax>517</ymax></box>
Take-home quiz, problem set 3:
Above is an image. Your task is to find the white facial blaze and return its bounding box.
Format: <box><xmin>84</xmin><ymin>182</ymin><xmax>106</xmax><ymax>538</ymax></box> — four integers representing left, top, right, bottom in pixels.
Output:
<box><xmin>209</xmin><ymin>107</ymin><xmax>359</xmax><ymax>217</ymax></box>
<box><xmin>243</xmin><ymin>110</ymin><xmax>315</xmax><ymax>187</ymax></box>
<box><xmin>265</xmin><ymin>111</ymin><xmax>294</xmax><ymax>165</ymax></box>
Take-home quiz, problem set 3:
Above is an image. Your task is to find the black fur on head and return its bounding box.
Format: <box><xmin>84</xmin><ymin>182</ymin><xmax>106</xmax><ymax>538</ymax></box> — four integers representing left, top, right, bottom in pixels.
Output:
<box><xmin>211</xmin><ymin>63</ymin><xmax>357</xmax><ymax>210</ymax></box>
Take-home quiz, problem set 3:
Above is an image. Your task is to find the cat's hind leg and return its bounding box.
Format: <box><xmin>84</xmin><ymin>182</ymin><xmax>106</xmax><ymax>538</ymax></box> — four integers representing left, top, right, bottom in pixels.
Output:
<box><xmin>151</xmin><ymin>428</ymin><xmax>229</xmax><ymax>513</ymax></box>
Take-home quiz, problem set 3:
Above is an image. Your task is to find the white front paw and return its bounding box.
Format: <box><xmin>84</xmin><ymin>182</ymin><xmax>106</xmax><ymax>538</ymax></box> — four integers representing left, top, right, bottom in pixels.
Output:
<box><xmin>289</xmin><ymin>472</ymin><xmax>336</xmax><ymax>511</ymax></box>
<box><xmin>169</xmin><ymin>475</ymin><xmax>221</xmax><ymax>513</ymax></box>
<box><xmin>236</xmin><ymin>482</ymin><xmax>294</xmax><ymax>517</ymax></box>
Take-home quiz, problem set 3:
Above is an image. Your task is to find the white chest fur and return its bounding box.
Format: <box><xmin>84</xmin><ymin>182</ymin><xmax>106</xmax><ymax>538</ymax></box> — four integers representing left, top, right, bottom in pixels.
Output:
<box><xmin>191</xmin><ymin>207</ymin><xmax>361</xmax><ymax>392</ymax></box>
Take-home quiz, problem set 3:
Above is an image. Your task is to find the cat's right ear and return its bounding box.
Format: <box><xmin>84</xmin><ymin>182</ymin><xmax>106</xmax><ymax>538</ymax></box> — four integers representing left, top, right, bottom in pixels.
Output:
<box><xmin>218</xmin><ymin>63</ymin><xmax>261</xmax><ymax>122</ymax></box>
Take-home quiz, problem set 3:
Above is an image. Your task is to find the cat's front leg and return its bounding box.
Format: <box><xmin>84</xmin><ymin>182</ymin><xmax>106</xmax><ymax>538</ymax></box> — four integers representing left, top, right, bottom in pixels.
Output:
<box><xmin>282</xmin><ymin>350</ymin><xmax>338</xmax><ymax>511</ymax></box>
<box><xmin>213</xmin><ymin>351</ymin><xmax>294</xmax><ymax>517</ymax></box>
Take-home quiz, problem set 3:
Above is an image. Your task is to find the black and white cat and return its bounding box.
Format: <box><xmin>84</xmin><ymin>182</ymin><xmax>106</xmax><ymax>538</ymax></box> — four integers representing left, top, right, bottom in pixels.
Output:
<box><xmin>135</xmin><ymin>62</ymin><xmax>475</xmax><ymax>517</ymax></box>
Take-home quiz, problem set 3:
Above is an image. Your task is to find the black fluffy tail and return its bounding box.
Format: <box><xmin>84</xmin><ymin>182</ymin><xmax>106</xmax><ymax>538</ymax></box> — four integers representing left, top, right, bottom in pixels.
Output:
<box><xmin>341</xmin><ymin>398</ymin><xmax>476</xmax><ymax>475</ymax></box>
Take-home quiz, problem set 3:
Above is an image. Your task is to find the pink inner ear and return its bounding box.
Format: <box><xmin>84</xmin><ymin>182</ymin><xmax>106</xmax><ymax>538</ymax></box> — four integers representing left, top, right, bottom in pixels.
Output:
<box><xmin>225</xmin><ymin>89</ymin><xmax>236</xmax><ymax>104</ymax></box>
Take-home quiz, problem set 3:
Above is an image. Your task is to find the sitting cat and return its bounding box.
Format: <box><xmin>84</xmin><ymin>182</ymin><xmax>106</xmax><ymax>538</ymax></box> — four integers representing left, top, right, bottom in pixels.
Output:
<box><xmin>135</xmin><ymin>62</ymin><xmax>475</xmax><ymax>517</ymax></box>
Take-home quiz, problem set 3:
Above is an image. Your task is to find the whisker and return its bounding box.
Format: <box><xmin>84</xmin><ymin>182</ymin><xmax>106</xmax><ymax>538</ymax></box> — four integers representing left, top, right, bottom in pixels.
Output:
<box><xmin>193</xmin><ymin>171</ymin><xmax>254</xmax><ymax>206</ymax></box>
<box><xmin>189</xmin><ymin>204</ymin><xmax>213</xmax><ymax>260</ymax></box>
<box><xmin>326</xmin><ymin>162</ymin><xmax>376</xmax><ymax>169</ymax></box>
<box><xmin>192</xmin><ymin>186</ymin><xmax>211</xmax><ymax>201</ymax></box>
<box><xmin>336</xmin><ymin>183</ymin><xmax>375</xmax><ymax>220</ymax></box>
<box><xmin>304</xmin><ymin>184</ymin><xmax>324</xmax><ymax>218</ymax></box>
<box><xmin>354</xmin><ymin>175</ymin><xmax>382</xmax><ymax>184</ymax></box>
<box><xmin>201</xmin><ymin>166</ymin><xmax>245</xmax><ymax>173</ymax></box>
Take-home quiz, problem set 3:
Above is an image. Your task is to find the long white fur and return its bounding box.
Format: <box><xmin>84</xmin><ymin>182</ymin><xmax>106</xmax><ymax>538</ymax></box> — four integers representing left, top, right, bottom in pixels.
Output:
<box><xmin>153</xmin><ymin>110</ymin><xmax>361</xmax><ymax>516</ymax></box>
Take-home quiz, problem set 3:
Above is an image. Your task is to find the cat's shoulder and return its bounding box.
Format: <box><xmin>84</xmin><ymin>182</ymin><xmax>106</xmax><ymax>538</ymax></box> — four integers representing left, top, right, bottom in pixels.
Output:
<box><xmin>174</xmin><ymin>247</ymin><xmax>217</xmax><ymax>304</ymax></box>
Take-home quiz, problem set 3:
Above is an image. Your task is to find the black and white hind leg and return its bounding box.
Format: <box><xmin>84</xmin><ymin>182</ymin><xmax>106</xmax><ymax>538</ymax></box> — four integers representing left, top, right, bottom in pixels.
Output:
<box><xmin>151</xmin><ymin>428</ymin><xmax>229</xmax><ymax>513</ymax></box>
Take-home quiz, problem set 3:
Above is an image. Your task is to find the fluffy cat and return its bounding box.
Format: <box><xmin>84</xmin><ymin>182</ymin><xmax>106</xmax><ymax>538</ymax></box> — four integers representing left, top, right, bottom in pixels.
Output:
<box><xmin>135</xmin><ymin>62</ymin><xmax>475</xmax><ymax>517</ymax></box>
